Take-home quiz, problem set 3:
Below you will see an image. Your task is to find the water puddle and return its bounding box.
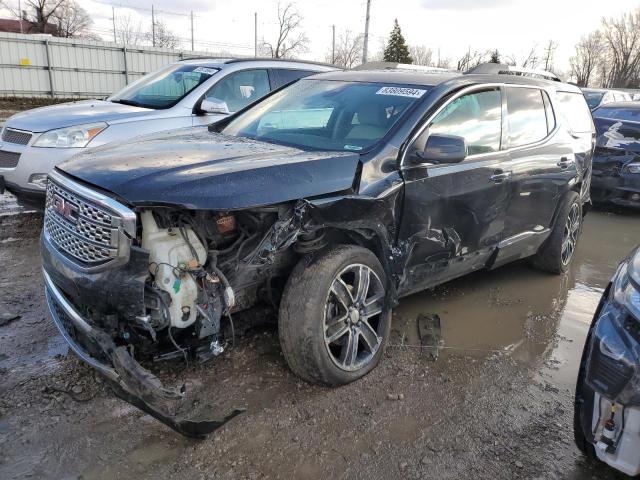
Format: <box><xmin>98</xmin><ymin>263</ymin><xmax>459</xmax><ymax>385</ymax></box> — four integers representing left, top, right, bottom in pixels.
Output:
<box><xmin>392</xmin><ymin>210</ymin><xmax>640</xmax><ymax>391</ymax></box>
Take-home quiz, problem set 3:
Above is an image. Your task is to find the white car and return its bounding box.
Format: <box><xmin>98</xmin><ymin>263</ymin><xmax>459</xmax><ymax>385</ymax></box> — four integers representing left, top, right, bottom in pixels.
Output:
<box><xmin>0</xmin><ymin>58</ymin><xmax>335</xmax><ymax>209</ymax></box>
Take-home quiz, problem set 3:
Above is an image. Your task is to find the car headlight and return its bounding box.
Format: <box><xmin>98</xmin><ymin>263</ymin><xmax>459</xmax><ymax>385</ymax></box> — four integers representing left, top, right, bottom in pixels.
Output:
<box><xmin>613</xmin><ymin>254</ymin><xmax>640</xmax><ymax>319</ymax></box>
<box><xmin>33</xmin><ymin>122</ymin><xmax>107</xmax><ymax>148</ymax></box>
<box><xmin>623</xmin><ymin>162</ymin><xmax>640</xmax><ymax>174</ymax></box>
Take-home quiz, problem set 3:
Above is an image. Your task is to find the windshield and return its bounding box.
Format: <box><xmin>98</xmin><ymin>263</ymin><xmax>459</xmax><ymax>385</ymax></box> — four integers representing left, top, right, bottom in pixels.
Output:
<box><xmin>583</xmin><ymin>91</ymin><xmax>604</xmax><ymax>109</ymax></box>
<box><xmin>594</xmin><ymin>106</ymin><xmax>640</xmax><ymax>123</ymax></box>
<box><xmin>109</xmin><ymin>63</ymin><xmax>219</xmax><ymax>109</ymax></box>
<box><xmin>222</xmin><ymin>79</ymin><xmax>429</xmax><ymax>152</ymax></box>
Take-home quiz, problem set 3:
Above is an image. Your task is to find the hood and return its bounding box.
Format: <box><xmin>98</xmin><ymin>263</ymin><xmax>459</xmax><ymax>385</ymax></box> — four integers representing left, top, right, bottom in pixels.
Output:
<box><xmin>58</xmin><ymin>127</ymin><xmax>361</xmax><ymax>210</ymax></box>
<box><xmin>593</xmin><ymin>117</ymin><xmax>640</xmax><ymax>172</ymax></box>
<box><xmin>6</xmin><ymin>100</ymin><xmax>152</xmax><ymax>132</ymax></box>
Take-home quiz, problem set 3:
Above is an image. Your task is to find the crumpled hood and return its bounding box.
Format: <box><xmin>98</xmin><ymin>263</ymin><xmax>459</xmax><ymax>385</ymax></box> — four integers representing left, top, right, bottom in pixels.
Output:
<box><xmin>594</xmin><ymin>117</ymin><xmax>640</xmax><ymax>174</ymax></box>
<box><xmin>57</xmin><ymin>127</ymin><xmax>361</xmax><ymax>210</ymax></box>
<box><xmin>6</xmin><ymin>100</ymin><xmax>152</xmax><ymax>132</ymax></box>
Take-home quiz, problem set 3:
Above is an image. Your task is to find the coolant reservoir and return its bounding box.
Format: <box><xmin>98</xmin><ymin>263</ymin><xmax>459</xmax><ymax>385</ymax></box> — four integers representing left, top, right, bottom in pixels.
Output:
<box><xmin>141</xmin><ymin>211</ymin><xmax>207</xmax><ymax>328</ymax></box>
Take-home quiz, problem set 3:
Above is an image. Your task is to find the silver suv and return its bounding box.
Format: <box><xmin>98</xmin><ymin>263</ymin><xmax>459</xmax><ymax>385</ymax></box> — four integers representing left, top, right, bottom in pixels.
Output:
<box><xmin>0</xmin><ymin>58</ymin><xmax>335</xmax><ymax>209</ymax></box>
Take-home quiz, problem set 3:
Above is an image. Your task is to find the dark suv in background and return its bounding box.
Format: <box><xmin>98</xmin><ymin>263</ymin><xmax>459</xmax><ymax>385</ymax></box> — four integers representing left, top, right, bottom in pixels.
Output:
<box><xmin>41</xmin><ymin>63</ymin><xmax>595</xmax><ymax>436</ymax></box>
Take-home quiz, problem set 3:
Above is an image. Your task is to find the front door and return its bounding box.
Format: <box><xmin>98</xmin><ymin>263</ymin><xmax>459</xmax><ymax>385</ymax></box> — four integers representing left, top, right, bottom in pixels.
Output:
<box><xmin>398</xmin><ymin>87</ymin><xmax>512</xmax><ymax>296</ymax></box>
<box><xmin>193</xmin><ymin>69</ymin><xmax>271</xmax><ymax>126</ymax></box>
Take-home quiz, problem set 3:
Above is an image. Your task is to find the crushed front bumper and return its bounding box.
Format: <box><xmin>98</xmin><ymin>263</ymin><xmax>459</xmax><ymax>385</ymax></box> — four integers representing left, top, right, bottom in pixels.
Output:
<box><xmin>576</xmin><ymin>293</ymin><xmax>640</xmax><ymax>476</ymax></box>
<box><xmin>591</xmin><ymin>172</ymin><xmax>640</xmax><ymax>208</ymax></box>
<box><xmin>43</xmin><ymin>268</ymin><xmax>243</xmax><ymax>438</ymax></box>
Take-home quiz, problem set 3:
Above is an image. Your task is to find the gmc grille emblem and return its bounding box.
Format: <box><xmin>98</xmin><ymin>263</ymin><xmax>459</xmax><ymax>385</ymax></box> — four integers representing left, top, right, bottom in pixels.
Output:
<box><xmin>51</xmin><ymin>194</ymin><xmax>78</xmax><ymax>223</ymax></box>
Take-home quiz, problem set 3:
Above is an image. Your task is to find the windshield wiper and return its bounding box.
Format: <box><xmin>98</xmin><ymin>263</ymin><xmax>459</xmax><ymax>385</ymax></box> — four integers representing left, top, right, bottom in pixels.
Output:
<box><xmin>111</xmin><ymin>99</ymin><xmax>144</xmax><ymax>108</ymax></box>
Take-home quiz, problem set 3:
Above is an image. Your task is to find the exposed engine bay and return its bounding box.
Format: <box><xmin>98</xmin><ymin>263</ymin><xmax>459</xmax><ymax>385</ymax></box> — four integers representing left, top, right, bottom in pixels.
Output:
<box><xmin>135</xmin><ymin>204</ymin><xmax>311</xmax><ymax>362</ymax></box>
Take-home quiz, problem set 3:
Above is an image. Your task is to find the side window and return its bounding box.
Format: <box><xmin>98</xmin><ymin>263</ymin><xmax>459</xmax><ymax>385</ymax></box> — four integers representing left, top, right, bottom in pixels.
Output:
<box><xmin>542</xmin><ymin>90</ymin><xmax>556</xmax><ymax>133</ymax></box>
<box><xmin>556</xmin><ymin>92</ymin><xmax>595</xmax><ymax>133</ymax></box>
<box><xmin>505</xmin><ymin>87</ymin><xmax>548</xmax><ymax>148</ymax></box>
<box><xmin>425</xmin><ymin>89</ymin><xmax>502</xmax><ymax>156</ymax></box>
<box><xmin>205</xmin><ymin>69</ymin><xmax>270</xmax><ymax>113</ymax></box>
<box><xmin>273</xmin><ymin>69</ymin><xmax>315</xmax><ymax>88</ymax></box>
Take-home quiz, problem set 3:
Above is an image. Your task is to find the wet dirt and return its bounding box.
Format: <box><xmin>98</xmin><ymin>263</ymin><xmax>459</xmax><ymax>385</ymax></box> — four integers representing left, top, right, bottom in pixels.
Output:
<box><xmin>1</xmin><ymin>207</ymin><xmax>639</xmax><ymax>479</ymax></box>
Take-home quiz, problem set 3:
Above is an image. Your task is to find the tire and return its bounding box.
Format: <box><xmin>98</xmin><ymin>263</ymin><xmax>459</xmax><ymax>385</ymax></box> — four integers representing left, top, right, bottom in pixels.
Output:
<box><xmin>278</xmin><ymin>245</ymin><xmax>392</xmax><ymax>386</ymax></box>
<box><xmin>531</xmin><ymin>191</ymin><xmax>582</xmax><ymax>274</ymax></box>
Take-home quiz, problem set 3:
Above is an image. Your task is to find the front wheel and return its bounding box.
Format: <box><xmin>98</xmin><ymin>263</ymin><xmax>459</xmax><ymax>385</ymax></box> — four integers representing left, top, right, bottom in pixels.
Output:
<box><xmin>531</xmin><ymin>191</ymin><xmax>582</xmax><ymax>274</ymax></box>
<box><xmin>278</xmin><ymin>245</ymin><xmax>391</xmax><ymax>386</ymax></box>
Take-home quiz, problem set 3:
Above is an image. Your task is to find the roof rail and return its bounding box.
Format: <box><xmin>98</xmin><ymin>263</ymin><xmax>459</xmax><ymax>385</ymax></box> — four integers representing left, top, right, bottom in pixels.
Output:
<box><xmin>354</xmin><ymin>61</ymin><xmax>459</xmax><ymax>74</ymax></box>
<box><xmin>464</xmin><ymin>63</ymin><xmax>561</xmax><ymax>82</ymax></box>
<box><xmin>224</xmin><ymin>57</ymin><xmax>336</xmax><ymax>68</ymax></box>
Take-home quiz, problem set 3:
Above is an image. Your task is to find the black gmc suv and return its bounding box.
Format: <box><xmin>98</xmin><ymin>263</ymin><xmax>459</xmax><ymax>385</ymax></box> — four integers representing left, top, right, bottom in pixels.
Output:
<box><xmin>41</xmin><ymin>64</ymin><xmax>595</xmax><ymax>436</ymax></box>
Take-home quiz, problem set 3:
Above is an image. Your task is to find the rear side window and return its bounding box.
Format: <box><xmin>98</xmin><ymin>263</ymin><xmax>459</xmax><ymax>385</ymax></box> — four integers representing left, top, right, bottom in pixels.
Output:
<box><xmin>556</xmin><ymin>92</ymin><xmax>595</xmax><ymax>133</ymax></box>
<box><xmin>272</xmin><ymin>69</ymin><xmax>316</xmax><ymax>88</ymax></box>
<box><xmin>428</xmin><ymin>89</ymin><xmax>502</xmax><ymax>155</ymax></box>
<box><xmin>505</xmin><ymin>87</ymin><xmax>548</xmax><ymax>148</ymax></box>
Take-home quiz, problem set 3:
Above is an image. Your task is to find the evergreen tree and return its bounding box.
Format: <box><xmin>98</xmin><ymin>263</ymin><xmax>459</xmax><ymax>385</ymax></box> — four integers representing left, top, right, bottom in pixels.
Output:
<box><xmin>489</xmin><ymin>49</ymin><xmax>500</xmax><ymax>64</ymax></box>
<box><xmin>383</xmin><ymin>19</ymin><xmax>413</xmax><ymax>64</ymax></box>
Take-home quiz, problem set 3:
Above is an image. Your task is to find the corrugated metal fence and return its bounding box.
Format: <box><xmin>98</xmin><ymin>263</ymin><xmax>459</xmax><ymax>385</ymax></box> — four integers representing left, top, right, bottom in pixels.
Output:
<box><xmin>0</xmin><ymin>32</ymin><xmax>216</xmax><ymax>98</ymax></box>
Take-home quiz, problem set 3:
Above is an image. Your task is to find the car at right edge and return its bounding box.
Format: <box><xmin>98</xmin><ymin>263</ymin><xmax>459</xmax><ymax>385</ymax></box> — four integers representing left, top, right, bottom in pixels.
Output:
<box><xmin>574</xmin><ymin>246</ymin><xmax>640</xmax><ymax>477</ymax></box>
<box><xmin>591</xmin><ymin>102</ymin><xmax>640</xmax><ymax>209</ymax></box>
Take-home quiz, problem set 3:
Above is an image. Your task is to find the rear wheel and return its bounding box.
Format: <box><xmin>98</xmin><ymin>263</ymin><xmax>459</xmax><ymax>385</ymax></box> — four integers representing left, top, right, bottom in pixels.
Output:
<box><xmin>532</xmin><ymin>192</ymin><xmax>582</xmax><ymax>274</ymax></box>
<box><xmin>279</xmin><ymin>245</ymin><xmax>391</xmax><ymax>386</ymax></box>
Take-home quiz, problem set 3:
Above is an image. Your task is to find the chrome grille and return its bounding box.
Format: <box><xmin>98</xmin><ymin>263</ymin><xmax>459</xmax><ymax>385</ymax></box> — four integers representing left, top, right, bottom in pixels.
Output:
<box><xmin>0</xmin><ymin>150</ymin><xmax>20</xmax><ymax>168</ymax></box>
<box><xmin>44</xmin><ymin>175</ymin><xmax>134</xmax><ymax>269</ymax></box>
<box><xmin>2</xmin><ymin>128</ymin><xmax>32</xmax><ymax>145</ymax></box>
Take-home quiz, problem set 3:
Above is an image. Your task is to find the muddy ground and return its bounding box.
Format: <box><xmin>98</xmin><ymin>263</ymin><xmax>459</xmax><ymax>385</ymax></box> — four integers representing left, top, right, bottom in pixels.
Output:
<box><xmin>0</xmin><ymin>202</ymin><xmax>639</xmax><ymax>480</ymax></box>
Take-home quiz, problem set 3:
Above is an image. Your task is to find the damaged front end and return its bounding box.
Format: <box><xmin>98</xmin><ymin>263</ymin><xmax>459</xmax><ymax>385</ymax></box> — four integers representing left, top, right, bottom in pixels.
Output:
<box><xmin>575</xmin><ymin>247</ymin><xmax>640</xmax><ymax>476</ymax></box>
<box><xmin>42</xmin><ymin>167</ymin><xmax>388</xmax><ymax>437</ymax></box>
<box><xmin>41</xmin><ymin>171</ymin><xmax>312</xmax><ymax>437</ymax></box>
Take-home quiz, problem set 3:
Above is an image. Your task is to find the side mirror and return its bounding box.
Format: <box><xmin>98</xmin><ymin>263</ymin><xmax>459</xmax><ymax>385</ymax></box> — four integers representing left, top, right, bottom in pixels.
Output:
<box><xmin>200</xmin><ymin>98</ymin><xmax>230</xmax><ymax>115</ymax></box>
<box><xmin>414</xmin><ymin>133</ymin><xmax>467</xmax><ymax>165</ymax></box>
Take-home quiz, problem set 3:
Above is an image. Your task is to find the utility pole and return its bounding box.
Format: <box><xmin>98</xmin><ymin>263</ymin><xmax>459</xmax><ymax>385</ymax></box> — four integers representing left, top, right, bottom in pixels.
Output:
<box><xmin>112</xmin><ymin>6</ymin><xmax>116</xmax><ymax>43</ymax></box>
<box><xmin>190</xmin><ymin>11</ymin><xmax>194</xmax><ymax>51</ymax></box>
<box><xmin>254</xmin><ymin>12</ymin><xmax>258</xmax><ymax>57</ymax></box>
<box><xmin>18</xmin><ymin>0</ymin><xmax>23</xmax><ymax>34</ymax></box>
<box><xmin>331</xmin><ymin>25</ymin><xmax>336</xmax><ymax>64</ymax></box>
<box><xmin>151</xmin><ymin>5</ymin><xmax>156</xmax><ymax>47</ymax></box>
<box><xmin>362</xmin><ymin>0</ymin><xmax>371</xmax><ymax>64</ymax></box>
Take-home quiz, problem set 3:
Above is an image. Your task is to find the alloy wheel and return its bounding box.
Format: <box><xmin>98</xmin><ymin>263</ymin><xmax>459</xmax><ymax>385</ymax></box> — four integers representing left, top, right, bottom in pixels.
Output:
<box><xmin>323</xmin><ymin>264</ymin><xmax>385</xmax><ymax>372</ymax></box>
<box><xmin>561</xmin><ymin>203</ymin><xmax>581</xmax><ymax>266</ymax></box>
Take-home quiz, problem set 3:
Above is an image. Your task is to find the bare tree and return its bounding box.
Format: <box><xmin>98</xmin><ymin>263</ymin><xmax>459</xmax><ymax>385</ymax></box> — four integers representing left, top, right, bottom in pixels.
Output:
<box><xmin>409</xmin><ymin>45</ymin><xmax>433</xmax><ymax>66</ymax></box>
<box><xmin>150</xmin><ymin>19</ymin><xmax>180</xmax><ymax>49</ymax></box>
<box><xmin>601</xmin><ymin>9</ymin><xmax>640</xmax><ymax>88</ymax></box>
<box><xmin>115</xmin><ymin>14</ymin><xmax>145</xmax><ymax>46</ymax></box>
<box><xmin>570</xmin><ymin>31</ymin><xmax>606</xmax><ymax>87</ymax></box>
<box><xmin>542</xmin><ymin>39</ymin><xmax>558</xmax><ymax>71</ymax></box>
<box><xmin>24</xmin><ymin>0</ymin><xmax>64</xmax><ymax>33</ymax></box>
<box><xmin>262</xmin><ymin>2</ymin><xmax>309</xmax><ymax>58</ymax></box>
<box><xmin>456</xmin><ymin>48</ymin><xmax>485</xmax><ymax>71</ymax></box>
<box><xmin>52</xmin><ymin>0</ymin><xmax>93</xmax><ymax>38</ymax></box>
<box><xmin>326</xmin><ymin>30</ymin><xmax>363</xmax><ymax>68</ymax></box>
<box><xmin>506</xmin><ymin>45</ymin><xmax>540</xmax><ymax>69</ymax></box>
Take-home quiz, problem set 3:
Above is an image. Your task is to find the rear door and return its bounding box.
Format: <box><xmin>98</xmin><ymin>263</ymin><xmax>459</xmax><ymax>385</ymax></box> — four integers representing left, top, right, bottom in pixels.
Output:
<box><xmin>495</xmin><ymin>86</ymin><xmax>575</xmax><ymax>267</ymax></box>
<box><xmin>398</xmin><ymin>86</ymin><xmax>512</xmax><ymax>295</ymax></box>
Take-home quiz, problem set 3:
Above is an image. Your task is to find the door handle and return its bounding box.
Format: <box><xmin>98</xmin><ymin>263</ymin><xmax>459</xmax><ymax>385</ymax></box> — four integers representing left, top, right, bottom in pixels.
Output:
<box><xmin>490</xmin><ymin>170</ymin><xmax>511</xmax><ymax>183</ymax></box>
<box><xmin>557</xmin><ymin>157</ymin><xmax>575</xmax><ymax>169</ymax></box>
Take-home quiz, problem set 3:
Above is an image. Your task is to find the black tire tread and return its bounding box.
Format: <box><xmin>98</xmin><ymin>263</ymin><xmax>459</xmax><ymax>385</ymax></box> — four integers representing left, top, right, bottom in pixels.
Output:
<box><xmin>278</xmin><ymin>244</ymin><xmax>390</xmax><ymax>386</ymax></box>
<box><xmin>531</xmin><ymin>191</ymin><xmax>581</xmax><ymax>274</ymax></box>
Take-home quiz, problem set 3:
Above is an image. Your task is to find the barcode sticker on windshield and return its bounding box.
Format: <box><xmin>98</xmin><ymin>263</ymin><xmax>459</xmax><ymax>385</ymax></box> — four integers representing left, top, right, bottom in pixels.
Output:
<box><xmin>193</xmin><ymin>67</ymin><xmax>217</xmax><ymax>75</ymax></box>
<box><xmin>376</xmin><ymin>86</ymin><xmax>426</xmax><ymax>98</ymax></box>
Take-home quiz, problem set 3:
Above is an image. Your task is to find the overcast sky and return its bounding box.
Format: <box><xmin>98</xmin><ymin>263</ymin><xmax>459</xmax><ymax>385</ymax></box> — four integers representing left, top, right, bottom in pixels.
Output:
<box><xmin>6</xmin><ymin>0</ymin><xmax>640</xmax><ymax>72</ymax></box>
